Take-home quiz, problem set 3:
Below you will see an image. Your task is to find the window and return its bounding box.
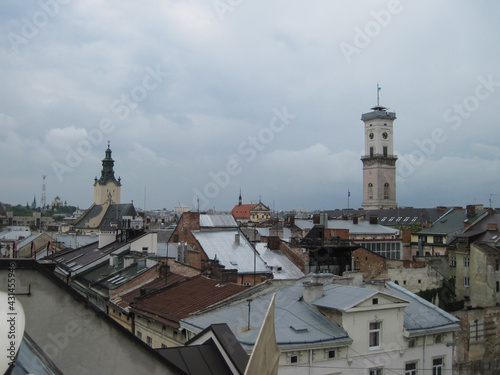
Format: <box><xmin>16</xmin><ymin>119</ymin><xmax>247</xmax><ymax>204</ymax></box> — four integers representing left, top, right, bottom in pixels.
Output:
<box><xmin>383</xmin><ymin>146</ymin><xmax>388</xmax><ymax>157</ymax></box>
<box><xmin>369</xmin><ymin>322</ymin><xmax>381</xmax><ymax>349</ymax></box>
<box><xmin>161</xmin><ymin>344</ymin><xmax>167</xmax><ymax>349</ymax></box>
<box><xmin>464</xmin><ymin>257</ymin><xmax>470</xmax><ymax>267</ymax></box>
<box><xmin>370</xmin><ymin>369</ymin><xmax>382</xmax><ymax>375</ymax></box>
<box><xmin>433</xmin><ymin>235</ymin><xmax>444</xmax><ymax>244</ymax></box>
<box><xmin>137</xmin><ymin>331</ymin><xmax>142</xmax><ymax>339</ymax></box>
<box><xmin>405</xmin><ymin>362</ymin><xmax>417</xmax><ymax>375</ymax></box>
<box><xmin>496</xmin><ymin>259</ymin><xmax>499</xmax><ymax>271</ymax></box>
<box><xmin>432</xmin><ymin>357</ymin><xmax>444</xmax><ymax>375</ymax></box>
<box><xmin>368</xmin><ymin>183</ymin><xmax>373</xmax><ymax>199</ymax></box>
<box><xmin>497</xmin><ymin>281</ymin><xmax>499</xmax><ymax>293</ymax></box>
<box><xmin>372</xmin><ymin>298</ymin><xmax>379</xmax><ymax>305</ymax></box>
<box><xmin>370</xmin><ymin>147</ymin><xmax>374</xmax><ymax>157</ymax></box>
<box><xmin>464</xmin><ymin>276</ymin><xmax>470</xmax><ymax>287</ymax></box>
<box><xmin>290</xmin><ymin>355</ymin><xmax>298</xmax><ymax>364</ymax></box>
<box><xmin>408</xmin><ymin>339</ymin><xmax>416</xmax><ymax>348</ymax></box>
<box><xmin>435</xmin><ymin>334</ymin><xmax>442</xmax><ymax>344</ymax></box>
<box><xmin>450</xmin><ymin>256</ymin><xmax>456</xmax><ymax>267</ymax></box>
<box><xmin>147</xmin><ymin>336</ymin><xmax>152</xmax><ymax>347</ymax></box>
<box><xmin>384</xmin><ymin>183</ymin><xmax>389</xmax><ymax>199</ymax></box>
<box><xmin>327</xmin><ymin>350</ymin><xmax>336</xmax><ymax>359</ymax></box>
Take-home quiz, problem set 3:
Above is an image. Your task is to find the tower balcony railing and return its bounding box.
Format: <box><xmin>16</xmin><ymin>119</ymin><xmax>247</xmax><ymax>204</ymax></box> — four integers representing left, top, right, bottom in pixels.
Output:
<box><xmin>361</xmin><ymin>153</ymin><xmax>398</xmax><ymax>161</ymax></box>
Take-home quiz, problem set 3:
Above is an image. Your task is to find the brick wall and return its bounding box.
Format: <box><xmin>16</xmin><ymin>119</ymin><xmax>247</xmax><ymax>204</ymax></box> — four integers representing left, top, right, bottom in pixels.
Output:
<box><xmin>353</xmin><ymin>247</ymin><xmax>386</xmax><ymax>279</ymax></box>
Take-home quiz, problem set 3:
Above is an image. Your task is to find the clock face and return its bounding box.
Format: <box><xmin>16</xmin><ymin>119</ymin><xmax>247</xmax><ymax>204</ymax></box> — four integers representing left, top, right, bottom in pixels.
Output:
<box><xmin>369</xmin><ymin>133</ymin><xmax>374</xmax><ymax>140</ymax></box>
<box><xmin>382</xmin><ymin>132</ymin><xmax>388</xmax><ymax>139</ymax></box>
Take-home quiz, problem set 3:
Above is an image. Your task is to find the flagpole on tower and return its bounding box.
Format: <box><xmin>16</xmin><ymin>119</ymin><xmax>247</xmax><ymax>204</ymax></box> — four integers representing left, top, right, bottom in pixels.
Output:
<box><xmin>377</xmin><ymin>83</ymin><xmax>381</xmax><ymax>107</ymax></box>
<box><xmin>348</xmin><ymin>189</ymin><xmax>350</xmax><ymax>210</ymax></box>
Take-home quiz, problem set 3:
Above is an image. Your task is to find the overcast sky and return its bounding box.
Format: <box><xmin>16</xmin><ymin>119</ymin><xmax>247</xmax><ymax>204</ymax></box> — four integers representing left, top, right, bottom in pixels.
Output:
<box><xmin>1</xmin><ymin>0</ymin><xmax>499</xmax><ymax>212</ymax></box>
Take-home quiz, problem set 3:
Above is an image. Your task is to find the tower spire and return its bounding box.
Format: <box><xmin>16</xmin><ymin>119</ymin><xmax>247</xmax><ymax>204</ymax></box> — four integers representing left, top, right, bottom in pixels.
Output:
<box><xmin>238</xmin><ymin>189</ymin><xmax>242</xmax><ymax>206</ymax></box>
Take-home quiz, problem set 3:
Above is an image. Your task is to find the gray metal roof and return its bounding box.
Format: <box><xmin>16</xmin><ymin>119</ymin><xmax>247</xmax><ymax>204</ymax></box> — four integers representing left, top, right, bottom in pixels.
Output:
<box><xmin>17</xmin><ymin>233</ymin><xmax>44</xmax><ymax>248</ymax></box>
<box><xmin>312</xmin><ymin>285</ymin><xmax>379</xmax><ymax>311</ymax></box>
<box><xmin>181</xmin><ymin>279</ymin><xmax>351</xmax><ymax>351</ymax></box>
<box><xmin>416</xmin><ymin>208</ymin><xmax>489</xmax><ymax>236</ymax></box>
<box><xmin>255</xmin><ymin>243</ymin><xmax>304</xmax><ymax>280</ymax></box>
<box><xmin>295</xmin><ymin>219</ymin><xmax>399</xmax><ymax>235</ymax></box>
<box><xmin>199</xmin><ymin>214</ymin><xmax>237</xmax><ymax>228</ymax></box>
<box><xmin>384</xmin><ymin>282</ymin><xmax>460</xmax><ymax>333</ymax></box>
<box><xmin>192</xmin><ymin>230</ymin><xmax>269</xmax><ymax>274</ymax></box>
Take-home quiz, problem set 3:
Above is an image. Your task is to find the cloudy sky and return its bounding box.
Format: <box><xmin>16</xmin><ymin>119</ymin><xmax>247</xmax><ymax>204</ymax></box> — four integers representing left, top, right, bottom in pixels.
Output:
<box><xmin>1</xmin><ymin>0</ymin><xmax>499</xmax><ymax>212</ymax></box>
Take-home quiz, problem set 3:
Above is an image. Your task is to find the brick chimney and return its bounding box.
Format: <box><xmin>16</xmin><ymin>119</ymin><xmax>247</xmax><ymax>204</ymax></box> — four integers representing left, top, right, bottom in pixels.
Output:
<box><xmin>369</xmin><ymin>215</ymin><xmax>378</xmax><ymax>225</ymax></box>
<box><xmin>466</xmin><ymin>205</ymin><xmax>476</xmax><ymax>218</ymax></box>
<box><xmin>267</xmin><ymin>236</ymin><xmax>280</xmax><ymax>250</ymax></box>
<box><xmin>353</xmin><ymin>216</ymin><xmax>358</xmax><ymax>225</ymax></box>
<box><xmin>487</xmin><ymin>223</ymin><xmax>498</xmax><ymax>231</ymax></box>
<box><xmin>313</xmin><ymin>214</ymin><xmax>321</xmax><ymax>224</ymax></box>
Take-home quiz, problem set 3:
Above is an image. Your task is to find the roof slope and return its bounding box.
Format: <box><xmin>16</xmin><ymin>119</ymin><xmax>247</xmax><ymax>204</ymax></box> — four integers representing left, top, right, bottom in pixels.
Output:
<box><xmin>230</xmin><ymin>204</ymin><xmax>255</xmax><ymax>219</ymax></box>
<box><xmin>192</xmin><ymin>230</ymin><xmax>269</xmax><ymax>274</ymax></box>
<box><xmin>182</xmin><ymin>279</ymin><xmax>351</xmax><ymax>351</ymax></box>
<box><xmin>131</xmin><ymin>275</ymin><xmax>248</xmax><ymax>327</ymax></box>
<box><xmin>199</xmin><ymin>214</ymin><xmax>237</xmax><ymax>228</ymax></box>
<box><xmin>255</xmin><ymin>243</ymin><xmax>304</xmax><ymax>280</ymax></box>
<box><xmin>385</xmin><ymin>282</ymin><xmax>460</xmax><ymax>333</ymax></box>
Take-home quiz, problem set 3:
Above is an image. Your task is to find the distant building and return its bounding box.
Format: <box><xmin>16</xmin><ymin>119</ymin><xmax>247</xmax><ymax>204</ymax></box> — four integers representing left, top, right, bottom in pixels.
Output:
<box><xmin>65</xmin><ymin>145</ymin><xmax>143</xmax><ymax>234</ymax></box>
<box><xmin>361</xmin><ymin>96</ymin><xmax>398</xmax><ymax>209</ymax></box>
<box><xmin>93</xmin><ymin>142</ymin><xmax>121</xmax><ymax>205</ymax></box>
<box><xmin>230</xmin><ymin>192</ymin><xmax>271</xmax><ymax>223</ymax></box>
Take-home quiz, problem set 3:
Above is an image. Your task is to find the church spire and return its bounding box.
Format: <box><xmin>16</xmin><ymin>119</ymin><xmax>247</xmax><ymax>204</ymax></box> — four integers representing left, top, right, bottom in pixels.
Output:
<box><xmin>238</xmin><ymin>189</ymin><xmax>242</xmax><ymax>206</ymax></box>
<box><xmin>96</xmin><ymin>142</ymin><xmax>121</xmax><ymax>186</ymax></box>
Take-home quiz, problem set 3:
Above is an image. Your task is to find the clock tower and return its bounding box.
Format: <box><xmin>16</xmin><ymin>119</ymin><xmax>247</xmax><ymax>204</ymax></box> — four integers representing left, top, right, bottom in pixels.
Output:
<box><xmin>361</xmin><ymin>91</ymin><xmax>398</xmax><ymax>209</ymax></box>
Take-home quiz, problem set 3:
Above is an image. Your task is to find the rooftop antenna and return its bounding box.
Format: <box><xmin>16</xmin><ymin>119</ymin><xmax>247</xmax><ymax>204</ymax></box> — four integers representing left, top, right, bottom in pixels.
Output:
<box><xmin>197</xmin><ymin>196</ymin><xmax>200</xmax><ymax>213</ymax></box>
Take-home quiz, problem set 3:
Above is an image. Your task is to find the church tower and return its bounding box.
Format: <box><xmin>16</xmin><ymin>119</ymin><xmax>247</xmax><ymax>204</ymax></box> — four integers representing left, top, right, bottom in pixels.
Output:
<box><xmin>361</xmin><ymin>88</ymin><xmax>398</xmax><ymax>209</ymax></box>
<box><xmin>93</xmin><ymin>143</ymin><xmax>121</xmax><ymax>205</ymax></box>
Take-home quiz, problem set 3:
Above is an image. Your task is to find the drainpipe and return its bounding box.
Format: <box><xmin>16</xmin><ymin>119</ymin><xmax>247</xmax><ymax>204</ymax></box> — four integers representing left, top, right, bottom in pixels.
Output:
<box><xmin>423</xmin><ymin>335</ymin><xmax>427</xmax><ymax>373</ymax></box>
<box><xmin>309</xmin><ymin>349</ymin><xmax>312</xmax><ymax>375</ymax></box>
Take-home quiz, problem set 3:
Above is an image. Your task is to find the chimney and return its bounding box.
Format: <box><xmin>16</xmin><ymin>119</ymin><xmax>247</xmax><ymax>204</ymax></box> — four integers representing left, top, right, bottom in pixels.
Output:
<box><xmin>302</xmin><ymin>281</ymin><xmax>324</xmax><ymax>304</ymax></box>
<box><xmin>124</xmin><ymin>256</ymin><xmax>134</xmax><ymax>268</ymax></box>
<box><xmin>234</xmin><ymin>233</ymin><xmax>240</xmax><ymax>245</ymax></box>
<box><xmin>286</xmin><ymin>214</ymin><xmax>295</xmax><ymax>227</ymax></box>
<box><xmin>313</xmin><ymin>214</ymin><xmax>321</xmax><ymax>224</ymax></box>
<box><xmin>369</xmin><ymin>215</ymin><xmax>378</xmax><ymax>225</ymax></box>
<box><xmin>109</xmin><ymin>254</ymin><xmax>118</xmax><ymax>267</ymax></box>
<box><xmin>353</xmin><ymin>216</ymin><xmax>358</xmax><ymax>225</ymax></box>
<box><xmin>268</xmin><ymin>236</ymin><xmax>280</xmax><ymax>250</ymax></box>
<box><xmin>487</xmin><ymin>223</ymin><xmax>498</xmax><ymax>231</ymax></box>
<box><xmin>466</xmin><ymin>205</ymin><xmax>476</xmax><ymax>218</ymax></box>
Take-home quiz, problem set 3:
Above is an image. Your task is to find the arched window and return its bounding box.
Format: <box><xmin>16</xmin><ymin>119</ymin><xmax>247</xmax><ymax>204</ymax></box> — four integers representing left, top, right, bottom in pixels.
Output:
<box><xmin>384</xmin><ymin>183</ymin><xmax>389</xmax><ymax>199</ymax></box>
<box><xmin>368</xmin><ymin>183</ymin><xmax>373</xmax><ymax>199</ymax></box>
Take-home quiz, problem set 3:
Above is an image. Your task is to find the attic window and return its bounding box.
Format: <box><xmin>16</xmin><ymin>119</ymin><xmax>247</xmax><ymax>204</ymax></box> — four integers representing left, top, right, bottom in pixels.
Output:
<box><xmin>372</xmin><ymin>298</ymin><xmax>378</xmax><ymax>305</ymax></box>
<box><xmin>408</xmin><ymin>339</ymin><xmax>416</xmax><ymax>348</ymax></box>
<box><xmin>328</xmin><ymin>350</ymin><xmax>336</xmax><ymax>358</ymax></box>
<box><xmin>290</xmin><ymin>355</ymin><xmax>298</xmax><ymax>364</ymax></box>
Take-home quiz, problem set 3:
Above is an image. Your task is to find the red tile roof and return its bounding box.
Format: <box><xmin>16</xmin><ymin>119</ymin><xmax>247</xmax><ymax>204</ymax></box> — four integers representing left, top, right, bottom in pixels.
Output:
<box><xmin>130</xmin><ymin>275</ymin><xmax>248</xmax><ymax>327</ymax></box>
<box><xmin>230</xmin><ymin>204</ymin><xmax>256</xmax><ymax>219</ymax></box>
<box><xmin>112</xmin><ymin>273</ymin><xmax>188</xmax><ymax>311</ymax></box>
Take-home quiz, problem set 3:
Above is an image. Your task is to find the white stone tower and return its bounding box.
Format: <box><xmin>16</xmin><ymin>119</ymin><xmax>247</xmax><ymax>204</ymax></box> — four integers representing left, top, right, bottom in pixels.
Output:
<box><xmin>361</xmin><ymin>88</ymin><xmax>398</xmax><ymax>209</ymax></box>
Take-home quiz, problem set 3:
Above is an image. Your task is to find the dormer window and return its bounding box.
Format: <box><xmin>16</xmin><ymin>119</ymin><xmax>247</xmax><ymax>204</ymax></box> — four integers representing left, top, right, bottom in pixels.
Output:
<box><xmin>372</xmin><ymin>298</ymin><xmax>379</xmax><ymax>305</ymax></box>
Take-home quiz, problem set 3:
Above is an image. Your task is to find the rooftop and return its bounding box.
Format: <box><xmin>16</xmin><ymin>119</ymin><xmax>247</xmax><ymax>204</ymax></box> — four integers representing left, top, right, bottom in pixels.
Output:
<box><xmin>192</xmin><ymin>229</ymin><xmax>270</xmax><ymax>274</ymax></box>
<box><xmin>131</xmin><ymin>275</ymin><xmax>248</xmax><ymax>328</ymax></box>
